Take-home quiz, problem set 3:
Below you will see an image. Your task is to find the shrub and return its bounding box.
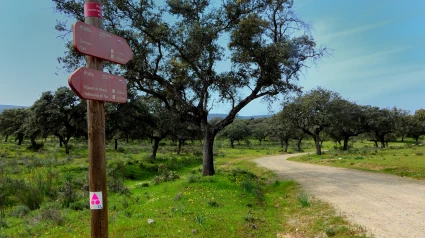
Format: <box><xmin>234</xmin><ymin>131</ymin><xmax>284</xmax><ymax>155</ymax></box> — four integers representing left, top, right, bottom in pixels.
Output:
<box><xmin>153</xmin><ymin>176</ymin><xmax>163</xmax><ymax>185</ymax></box>
<box><xmin>194</xmin><ymin>213</ymin><xmax>206</xmax><ymax>226</ymax></box>
<box><xmin>109</xmin><ymin>178</ymin><xmax>129</xmax><ymax>194</ymax></box>
<box><xmin>0</xmin><ymin>177</ymin><xmax>16</xmax><ymax>211</ymax></box>
<box><xmin>325</xmin><ymin>227</ymin><xmax>336</xmax><ymax>237</ymax></box>
<box><xmin>21</xmin><ymin>188</ymin><xmax>44</xmax><ymax>210</ymax></box>
<box><xmin>174</xmin><ymin>193</ymin><xmax>183</xmax><ymax>201</ymax></box>
<box><xmin>28</xmin><ymin>143</ymin><xmax>43</xmax><ymax>151</ymax></box>
<box><xmin>39</xmin><ymin>203</ymin><xmax>64</xmax><ymax>226</ymax></box>
<box><xmin>231</xmin><ymin>168</ymin><xmax>257</xmax><ymax>179</ymax></box>
<box><xmin>59</xmin><ymin>180</ymin><xmax>77</xmax><ymax>208</ymax></box>
<box><xmin>108</xmin><ymin>161</ymin><xmax>126</xmax><ymax>180</ymax></box>
<box><xmin>244</xmin><ymin>139</ymin><xmax>252</xmax><ymax>148</ymax></box>
<box><xmin>166</xmin><ymin>157</ymin><xmax>183</xmax><ymax>171</ymax></box>
<box><xmin>193</xmin><ymin>149</ymin><xmax>203</xmax><ymax>157</ymax></box>
<box><xmin>0</xmin><ymin>148</ymin><xmax>8</xmax><ymax>158</ymax></box>
<box><xmin>241</xmin><ymin>180</ymin><xmax>257</xmax><ymax>194</ymax></box>
<box><xmin>15</xmin><ymin>168</ymin><xmax>59</xmax><ymax>210</ymax></box>
<box><xmin>0</xmin><ymin>214</ymin><xmax>6</xmax><ymax>229</ymax></box>
<box><xmin>297</xmin><ymin>192</ymin><xmax>311</xmax><ymax>207</ymax></box>
<box><xmin>124</xmin><ymin>209</ymin><xmax>132</xmax><ymax>218</ymax></box>
<box><xmin>121</xmin><ymin>197</ymin><xmax>130</xmax><ymax>209</ymax></box>
<box><xmin>244</xmin><ymin>214</ymin><xmax>257</xmax><ymax>222</ymax></box>
<box><xmin>107</xmin><ymin>161</ymin><xmax>129</xmax><ymax>194</ymax></box>
<box><xmin>9</xmin><ymin>205</ymin><xmax>30</xmax><ymax>218</ymax></box>
<box><xmin>187</xmin><ymin>174</ymin><xmax>198</xmax><ymax>183</ymax></box>
<box><xmin>135</xmin><ymin>182</ymin><xmax>150</xmax><ymax>188</ymax></box>
<box><xmin>208</xmin><ymin>200</ymin><xmax>219</xmax><ymax>207</ymax></box>
<box><xmin>152</xmin><ymin>164</ymin><xmax>180</xmax><ymax>185</ymax></box>
<box><xmin>69</xmin><ymin>200</ymin><xmax>88</xmax><ymax>211</ymax></box>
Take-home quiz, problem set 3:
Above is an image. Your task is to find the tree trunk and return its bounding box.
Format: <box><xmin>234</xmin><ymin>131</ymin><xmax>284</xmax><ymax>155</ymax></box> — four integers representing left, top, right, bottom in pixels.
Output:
<box><xmin>177</xmin><ymin>139</ymin><xmax>183</xmax><ymax>155</ymax></box>
<box><xmin>284</xmin><ymin>139</ymin><xmax>289</xmax><ymax>152</ymax></box>
<box><xmin>230</xmin><ymin>139</ymin><xmax>234</xmax><ymax>148</ymax></box>
<box><xmin>314</xmin><ymin>134</ymin><xmax>322</xmax><ymax>155</ymax></box>
<box><xmin>415</xmin><ymin>137</ymin><xmax>419</xmax><ymax>145</ymax></box>
<box><xmin>379</xmin><ymin>136</ymin><xmax>385</xmax><ymax>148</ymax></box>
<box><xmin>343</xmin><ymin>136</ymin><xmax>349</xmax><ymax>151</ymax></box>
<box><xmin>259</xmin><ymin>139</ymin><xmax>262</xmax><ymax>145</ymax></box>
<box><xmin>373</xmin><ymin>140</ymin><xmax>378</xmax><ymax>147</ymax></box>
<box><xmin>114</xmin><ymin>139</ymin><xmax>118</xmax><ymax>150</ymax></box>
<box><xmin>17</xmin><ymin>135</ymin><xmax>23</xmax><ymax>146</ymax></box>
<box><xmin>202</xmin><ymin>128</ymin><xmax>216</xmax><ymax>176</ymax></box>
<box><xmin>4</xmin><ymin>134</ymin><xmax>8</xmax><ymax>142</ymax></box>
<box><xmin>58</xmin><ymin>137</ymin><xmax>70</xmax><ymax>154</ymax></box>
<box><xmin>64</xmin><ymin>141</ymin><xmax>70</xmax><ymax>155</ymax></box>
<box><xmin>30</xmin><ymin>137</ymin><xmax>37</xmax><ymax>149</ymax></box>
<box><xmin>297</xmin><ymin>138</ymin><xmax>302</xmax><ymax>151</ymax></box>
<box><xmin>152</xmin><ymin>138</ymin><xmax>161</xmax><ymax>159</ymax></box>
<box><xmin>401</xmin><ymin>137</ymin><xmax>404</xmax><ymax>142</ymax></box>
<box><xmin>279</xmin><ymin>138</ymin><xmax>284</xmax><ymax>148</ymax></box>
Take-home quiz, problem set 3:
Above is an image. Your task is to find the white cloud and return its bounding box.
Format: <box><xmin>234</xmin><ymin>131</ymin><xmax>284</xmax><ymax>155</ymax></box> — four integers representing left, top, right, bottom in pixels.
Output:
<box><xmin>316</xmin><ymin>20</ymin><xmax>395</xmax><ymax>43</ymax></box>
<box><xmin>298</xmin><ymin>42</ymin><xmax>425</xmax><ymax>111</ymax></box>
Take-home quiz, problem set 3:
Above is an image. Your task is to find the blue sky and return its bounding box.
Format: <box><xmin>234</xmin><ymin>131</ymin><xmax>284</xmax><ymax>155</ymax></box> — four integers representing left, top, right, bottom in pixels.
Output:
<box><xmin>0</xmin><ymin>0</ymin><xmax>424</xmax><ymax>116</ymax></box>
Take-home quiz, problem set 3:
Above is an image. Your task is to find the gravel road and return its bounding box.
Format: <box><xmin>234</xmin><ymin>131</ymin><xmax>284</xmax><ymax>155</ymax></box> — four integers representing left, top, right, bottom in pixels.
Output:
<box><xmin>255</xmin><ymin>153</ymin><xmax>425</xmax><ymax>238</ymax></box>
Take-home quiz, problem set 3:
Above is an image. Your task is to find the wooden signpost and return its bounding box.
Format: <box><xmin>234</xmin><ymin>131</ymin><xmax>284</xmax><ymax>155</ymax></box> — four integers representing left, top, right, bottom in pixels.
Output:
<box><xmin>68</xmin><ymin>67</ymin><xmax>127</xmax><ymax>103</ymax></box>
<box><xmin>68</xmin><ymin>1</ymin><xmax>133</xmax><ymax>237</ymax></box>
<box><xmin>73</xmin><ymin>21</ymin><xmax>133</xmax><ymax>65</ymax></box>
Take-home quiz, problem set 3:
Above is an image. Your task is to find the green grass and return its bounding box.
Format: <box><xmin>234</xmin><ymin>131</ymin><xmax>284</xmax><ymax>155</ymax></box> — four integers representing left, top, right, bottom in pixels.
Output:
<box><xmin>0</xmin><ymin>137</ymin><xmax>368</xmax><ymax>237</ymax></box>
<box><xmin>291</xmin><ymin>139</ymin><xmax>425</xmax><ymax>179</ymax></box>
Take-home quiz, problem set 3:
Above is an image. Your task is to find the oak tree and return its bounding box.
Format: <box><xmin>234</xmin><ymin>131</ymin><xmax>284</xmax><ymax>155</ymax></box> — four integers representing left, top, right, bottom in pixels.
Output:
<box><xmin>280</xmin><ymin>88</ymin><xmax>342</xmax><ymax>155</ymax></box>
<box><xmin>53</xmin><ymin>0</ymin><xmax>325</xmax><ymax>175</ymax></box>
<box><xmin>0</xmin><ymin>108</ymin><xmax>30</xmax><ymax>144</ymax></box>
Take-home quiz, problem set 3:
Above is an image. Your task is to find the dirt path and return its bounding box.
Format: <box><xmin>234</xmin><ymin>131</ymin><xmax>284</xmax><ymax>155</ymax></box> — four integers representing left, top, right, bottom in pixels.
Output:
<box><xmin>255</xmin><ymin>153</ymin><xmax>425</xmax><ymax>238</ymax></box>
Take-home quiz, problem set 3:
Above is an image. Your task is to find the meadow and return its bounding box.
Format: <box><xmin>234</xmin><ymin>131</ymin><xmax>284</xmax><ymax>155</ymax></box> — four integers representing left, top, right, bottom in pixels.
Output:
<box><xmin>291</xmin><ymin>138</ymin><xmax>425</xmax><ymax>180</ymax></box>
<box><xmin>0</xmin><ymin>138</ymin><xmax>370</xmax><ymax>237</ymax></box>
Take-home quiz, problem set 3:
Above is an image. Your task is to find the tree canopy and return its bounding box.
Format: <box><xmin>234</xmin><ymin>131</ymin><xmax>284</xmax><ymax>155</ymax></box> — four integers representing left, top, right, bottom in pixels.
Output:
<box><xmin>53</xmin><ymin>0</ymin><xmax>326</xmax><ymax>175</ymax></box>
<box><xmin>280</xmin><ymin>87</ymin><xmax>342</xmax><ymax>155</ymax></box>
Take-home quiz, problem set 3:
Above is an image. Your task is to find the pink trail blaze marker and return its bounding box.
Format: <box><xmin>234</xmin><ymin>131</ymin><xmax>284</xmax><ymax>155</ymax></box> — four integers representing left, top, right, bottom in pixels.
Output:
<box><xmin>90</xmin><ymin>192</ymin><xmax>103</xmax><ymax>209</ymax></box>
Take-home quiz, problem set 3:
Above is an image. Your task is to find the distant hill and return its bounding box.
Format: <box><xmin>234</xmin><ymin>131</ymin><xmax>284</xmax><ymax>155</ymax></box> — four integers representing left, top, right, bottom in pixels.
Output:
<box><xmin>0</xmin><ymin>105</ymin><xmax>27</xmax><ymax>113</ymax></box>
<box><xmin>208</xmin><ymin>113</ymin><xmax>272</xmax><ymax>120</ymax></box>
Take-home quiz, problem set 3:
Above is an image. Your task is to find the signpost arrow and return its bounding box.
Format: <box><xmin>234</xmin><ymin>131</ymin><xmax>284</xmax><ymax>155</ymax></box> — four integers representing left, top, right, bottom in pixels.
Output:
<box><xmin>73</xmin><ymin>21</ymin><xmax>133</xmax><ymax>65</ymax></box>
<box><xmin>68</xmin><ymin>67</ymin><xmax>127</xmax><ymax>103</ymax></box>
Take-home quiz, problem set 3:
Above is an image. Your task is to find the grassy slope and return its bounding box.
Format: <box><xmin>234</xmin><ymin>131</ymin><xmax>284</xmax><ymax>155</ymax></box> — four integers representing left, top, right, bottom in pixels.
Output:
<box><xmin>290</xmin><ymin>139</ymin><xmax>425</xmax><ymax>180</ymax></box>
<box><xmin>0</xmin><ymin>138</ymin><xmax>368</xmax><ymax>237</ymax></box>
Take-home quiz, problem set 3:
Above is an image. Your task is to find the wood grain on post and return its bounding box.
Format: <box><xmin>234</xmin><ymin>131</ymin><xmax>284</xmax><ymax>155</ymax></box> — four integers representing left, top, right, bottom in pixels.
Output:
<box><xmin>84</xmin><ymin>0</ymin><xmax>108</xmax><ymax>237</ymax></box>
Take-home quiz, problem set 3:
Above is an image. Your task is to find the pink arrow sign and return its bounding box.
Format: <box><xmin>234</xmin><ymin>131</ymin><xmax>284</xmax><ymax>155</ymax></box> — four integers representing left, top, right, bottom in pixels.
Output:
<box><xmin>68</xmin><ymin>67</ymin><xmax>127</xmax><ymax>103</ymax></box>
<box><xmin>73</xmin><ymin>21</ymin><xmax>133</xmax><ymax>64</ymax></box>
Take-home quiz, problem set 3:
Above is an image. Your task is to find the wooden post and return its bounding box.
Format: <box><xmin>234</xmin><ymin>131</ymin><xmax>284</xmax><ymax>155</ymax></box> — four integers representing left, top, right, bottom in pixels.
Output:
<box><xmin>84</xmin><ymin>0</ymin><xmax>108</xmax><ymax>237</ymax></box>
